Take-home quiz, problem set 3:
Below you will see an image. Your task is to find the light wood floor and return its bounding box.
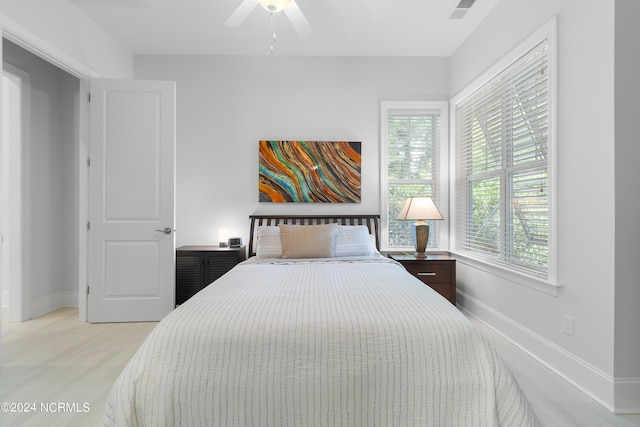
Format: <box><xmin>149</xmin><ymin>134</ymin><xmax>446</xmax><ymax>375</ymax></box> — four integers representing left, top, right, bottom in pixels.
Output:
<box><xmin>469</xmin><ymin>318</ymin><xmax>640</xmax><ymax>427</ymax></box>
<box><xmin>0</xmin><ymin>308</ymin><xmax>157</xmax><ymax>426</ymax></box>
<box><xmin>1</xmin><ymin>307</ymin><xmax>639</xmax><ymax>427</ymax></box>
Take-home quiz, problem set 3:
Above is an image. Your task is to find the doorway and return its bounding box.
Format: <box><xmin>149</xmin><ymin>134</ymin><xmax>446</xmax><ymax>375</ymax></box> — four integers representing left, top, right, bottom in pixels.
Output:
<box><xmin>2</xmin><ymin>39</ymin><xmax>80</xmax><ymax>322</ymax></box>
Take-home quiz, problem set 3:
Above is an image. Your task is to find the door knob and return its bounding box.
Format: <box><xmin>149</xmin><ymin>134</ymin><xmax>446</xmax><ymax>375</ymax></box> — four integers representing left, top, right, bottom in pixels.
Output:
<box><xmin>155</xmin><ymin>227</ymin><xmax>172</xmax><ymax>235</ymax></box>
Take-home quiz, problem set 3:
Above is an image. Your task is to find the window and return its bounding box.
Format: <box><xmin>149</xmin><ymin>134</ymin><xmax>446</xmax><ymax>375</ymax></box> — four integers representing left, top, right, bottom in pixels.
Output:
<box><xmin>381</xmin><ymin>101</ymin><xmax>448</xmax><ymax>251</ymax></box>
<box><xmin>452</xmin><ymin>21</ymin><xmax>555</xmax><ymax>281</ymax></box>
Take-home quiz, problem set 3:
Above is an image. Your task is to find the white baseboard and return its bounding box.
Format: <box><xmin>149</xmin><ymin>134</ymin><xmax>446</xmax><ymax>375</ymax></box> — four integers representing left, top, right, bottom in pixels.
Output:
<box><xmin>458</xmin><ymin>290</ymin><xmax>640</xmax><ymax>414</ymax></box>
<box><xmin>31</xmin><ymin>291</ymin><xmax>78</xmax><ymax>318</ymax></box>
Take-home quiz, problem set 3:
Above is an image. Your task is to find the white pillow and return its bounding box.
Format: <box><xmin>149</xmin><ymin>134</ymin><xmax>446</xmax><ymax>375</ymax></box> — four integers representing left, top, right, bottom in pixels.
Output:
<box><xmin>335</xmin><ymin>225</ymin><xmax>376</xmax><ymax>257</ymax></box>
<box><xmin>256</xmin><ymin>224</ymin><xmax>379</xmax><ymax>258</ymax></box>
<box><xmin>369</xmin><ymin>234</ymin><xmax>381</xmax><ymax>255</ymax></box>
<box><xmin>255</xmin><ymin>226</ymin><xmax>282</xmax><ymax>258</ymax></box>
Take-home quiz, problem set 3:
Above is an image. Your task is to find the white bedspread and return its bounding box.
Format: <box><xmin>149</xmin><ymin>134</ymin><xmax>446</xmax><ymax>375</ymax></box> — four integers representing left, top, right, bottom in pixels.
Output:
<box><xmin>104</xmin><ymin>256</ymin><xmax>539</xmax><ymax>426</ymax></box>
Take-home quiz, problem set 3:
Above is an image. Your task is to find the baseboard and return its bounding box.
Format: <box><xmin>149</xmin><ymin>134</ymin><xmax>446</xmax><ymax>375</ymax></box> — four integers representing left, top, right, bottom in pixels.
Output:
<box><xmin>614</xmin><ymin>377</ymin><xmax>640</xmax><ymax>414</ymax></box>
<box><xmin>458</xmin><ymin>290</ymin><xmax>639</xmax><ymax>414</ymax></box>
<box><xmin>31</xmin><ymin>291</ymin><xmax>78</xmax><ymax>318</ymax></box>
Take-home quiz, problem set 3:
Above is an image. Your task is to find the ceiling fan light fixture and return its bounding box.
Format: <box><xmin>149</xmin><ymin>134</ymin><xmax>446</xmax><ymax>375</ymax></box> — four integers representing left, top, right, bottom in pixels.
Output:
<box><xmin>259</xmin><ymin>0</ymin><xmax>293</xmax><ymax>13</ymax></box>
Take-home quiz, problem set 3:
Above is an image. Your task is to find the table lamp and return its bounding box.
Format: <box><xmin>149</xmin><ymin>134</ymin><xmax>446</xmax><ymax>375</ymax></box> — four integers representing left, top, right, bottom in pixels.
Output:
<box><xmin>397</xmin><ymin>196</ymin><xmax>444</xmax><ymax>256</ymax></box>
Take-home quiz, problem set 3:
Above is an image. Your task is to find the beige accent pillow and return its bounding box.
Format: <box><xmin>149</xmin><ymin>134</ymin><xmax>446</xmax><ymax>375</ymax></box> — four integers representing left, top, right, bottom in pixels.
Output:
<box><xmin>279</xmin><ymin>223</ymin><xmax>337</xmax><ymax>259</ymax></box>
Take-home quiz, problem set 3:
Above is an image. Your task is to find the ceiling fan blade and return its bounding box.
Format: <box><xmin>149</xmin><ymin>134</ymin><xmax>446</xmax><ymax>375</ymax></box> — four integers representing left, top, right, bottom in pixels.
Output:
<box><xmin>224</xmin><ymin>0</ymin><xmax>259</xmax><ymax>27</ymax></box>
<box><xmin>284</xmin><ymin>1</ymin><xmax>313</xmax><ymax>37</ymax></box>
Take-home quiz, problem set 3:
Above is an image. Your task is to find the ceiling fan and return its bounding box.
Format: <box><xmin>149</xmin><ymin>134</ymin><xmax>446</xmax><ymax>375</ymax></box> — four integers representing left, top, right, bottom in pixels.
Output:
<box><xmin>225</xmin><ymin>0</ymin><xmax>313</xmax><ymax>38</ymax></box>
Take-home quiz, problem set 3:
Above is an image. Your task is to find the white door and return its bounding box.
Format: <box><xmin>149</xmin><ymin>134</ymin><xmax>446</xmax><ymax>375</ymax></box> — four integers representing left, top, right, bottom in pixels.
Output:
<box><xmin>88</xmin><ymin>79</ymin><xmax>176</xmax><ymax>323</ymax></box>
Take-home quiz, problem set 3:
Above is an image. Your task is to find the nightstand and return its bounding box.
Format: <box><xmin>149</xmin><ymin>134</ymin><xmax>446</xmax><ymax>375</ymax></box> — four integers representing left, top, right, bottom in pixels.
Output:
<box><xmin>175</xmin><ymin>245</ymin><xmax>246</xmax><ymax>306</ymax></box>
<box><xmin>387</xmin><ymin>253</ymin><xmax>456</xmax><ymax>304</ymax></box>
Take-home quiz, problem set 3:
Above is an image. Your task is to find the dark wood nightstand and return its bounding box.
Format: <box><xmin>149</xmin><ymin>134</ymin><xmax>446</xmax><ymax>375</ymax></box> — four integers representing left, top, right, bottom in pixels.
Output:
<box><xmin>387</xmin><ymin>253</ymin><xmax>456</xmax><ymax>304</ymax></box>
<box><xmin>175</xmin><ymin>245</ymin><xmax>246</xmax><ymax>306</ymax></box>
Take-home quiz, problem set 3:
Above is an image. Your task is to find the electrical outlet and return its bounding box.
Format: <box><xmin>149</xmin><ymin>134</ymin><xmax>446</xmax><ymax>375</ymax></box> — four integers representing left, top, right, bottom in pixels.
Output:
<box><xmin>562</xmin><ymin>315</ymin><xmax>574</xmax><ymax>336</ymax></box>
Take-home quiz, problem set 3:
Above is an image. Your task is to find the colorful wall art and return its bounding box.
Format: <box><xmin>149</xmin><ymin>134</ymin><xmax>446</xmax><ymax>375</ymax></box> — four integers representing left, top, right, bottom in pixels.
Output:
<box><xmin>259</xmin><ymin>140</ymin><xmax>361</xmax><ymax>203</ymax></box>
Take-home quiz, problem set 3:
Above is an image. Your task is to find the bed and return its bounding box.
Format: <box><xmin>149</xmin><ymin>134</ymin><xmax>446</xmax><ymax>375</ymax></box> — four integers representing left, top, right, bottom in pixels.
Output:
<box><xmin>103</xmin><ymin>215</ymin><xmax>539</xmax><ymax>426</ymax></box>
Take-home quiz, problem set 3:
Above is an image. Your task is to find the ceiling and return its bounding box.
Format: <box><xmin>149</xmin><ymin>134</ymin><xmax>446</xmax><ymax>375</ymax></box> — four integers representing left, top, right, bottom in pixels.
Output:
<box><xmin>69</xmin><ymin>0</ymin><xmax>500</xmax><ymax>57</ymax></box>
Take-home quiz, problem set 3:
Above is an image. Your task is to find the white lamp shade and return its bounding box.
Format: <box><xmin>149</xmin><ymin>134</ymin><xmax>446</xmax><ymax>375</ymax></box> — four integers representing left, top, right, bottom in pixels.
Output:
<box><xmin>397</xmin><ymin>196</ymin><xmax>444</xmax><ymax>221</ymax></box>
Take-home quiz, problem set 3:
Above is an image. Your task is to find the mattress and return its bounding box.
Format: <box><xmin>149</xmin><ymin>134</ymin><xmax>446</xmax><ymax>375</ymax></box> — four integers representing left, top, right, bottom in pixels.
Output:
<box><xmin>103</xmin><ymin>256</ymin><xmax>539</xmax><ymax>426</ymax></box>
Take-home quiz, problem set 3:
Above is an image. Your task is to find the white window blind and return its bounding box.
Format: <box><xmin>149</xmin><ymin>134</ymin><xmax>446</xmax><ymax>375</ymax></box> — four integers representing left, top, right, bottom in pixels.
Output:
<box><xmin>381</xmin><ymin>102</ymin><xmax>447</xmax><ymax>251</ymax></box>
<box><xmin>454</xmin><ymin>39</ymin><xmax>551</xmax><ymax>278</ymax></box>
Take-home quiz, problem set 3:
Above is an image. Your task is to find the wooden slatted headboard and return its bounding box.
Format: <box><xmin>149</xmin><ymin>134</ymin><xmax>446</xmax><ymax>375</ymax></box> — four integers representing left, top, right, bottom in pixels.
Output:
<box><xmin>249</xmin><ymin>215</ymin><xmax>381</xmax><ymax>257</ymax></box>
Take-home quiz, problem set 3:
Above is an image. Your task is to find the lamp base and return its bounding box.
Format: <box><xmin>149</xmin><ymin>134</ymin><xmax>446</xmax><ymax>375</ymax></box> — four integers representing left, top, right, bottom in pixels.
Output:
<box><xmin>412</xmin><ymin>222</ymin><xmax>430</xmax><ymax>256</ymax></box>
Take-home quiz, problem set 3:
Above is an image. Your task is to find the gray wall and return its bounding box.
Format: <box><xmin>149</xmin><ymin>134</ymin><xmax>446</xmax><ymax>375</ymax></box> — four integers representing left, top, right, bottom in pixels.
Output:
<box><xmin>614</xmin><ymin>0</ymin><xmax>640</xmax><ymax>410</ymax></box>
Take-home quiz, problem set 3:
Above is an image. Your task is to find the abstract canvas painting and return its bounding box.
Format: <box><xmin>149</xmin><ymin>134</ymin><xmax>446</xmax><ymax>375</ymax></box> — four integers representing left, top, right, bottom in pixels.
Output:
<box><xmin>259</xmin><ymin>140</ymin><xmax>361</xmax><ymax>203</ymax></box>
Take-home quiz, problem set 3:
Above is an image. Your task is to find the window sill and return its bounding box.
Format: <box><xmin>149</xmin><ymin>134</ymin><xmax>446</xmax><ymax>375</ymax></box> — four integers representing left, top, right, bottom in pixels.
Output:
<box><xmin>383</xmin><ymin>246</ymin><xmax>449</xmax><ymax>254</ymax></box>
<box><xmin>449</xmin><ymin>251</ymin><xmax>562</xmax><ymax>296</ymax></box>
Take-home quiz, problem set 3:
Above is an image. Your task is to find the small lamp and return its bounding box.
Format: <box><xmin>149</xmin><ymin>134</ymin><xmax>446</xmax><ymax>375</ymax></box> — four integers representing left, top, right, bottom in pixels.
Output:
<box><xmin>397</xmin><ymin>196</ymin><xmax>444</xmax><ymax>257</ymax></box>
<box><xmin>219</xmin><ymin>228</ymin><xmax>229</xmax><ymax>247</ymax></box>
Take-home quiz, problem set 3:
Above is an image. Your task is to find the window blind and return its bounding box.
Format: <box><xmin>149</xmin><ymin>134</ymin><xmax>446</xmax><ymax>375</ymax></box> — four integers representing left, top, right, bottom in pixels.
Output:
<box><xmin>384</xmin><ymin>107</ymin><xmax>443</xmax><ymax>249</ymax></box>
<box><xmin>454</xmin><ymin>40</ymin><xmax>550</xmax><ymax>278</ymax></box>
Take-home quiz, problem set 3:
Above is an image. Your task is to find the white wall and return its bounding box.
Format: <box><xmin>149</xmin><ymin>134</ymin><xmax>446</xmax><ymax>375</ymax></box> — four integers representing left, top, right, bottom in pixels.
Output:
<box><xmin>451</xmin><ymin>0</ymin><xmax>638</xmax><ymax>413</ymax></box>
<box><xmin>3</xmin><ymin>39</ymin><xmax>79</xmax><ymax>315</ymax></box>
<box><xmin>0</xmin><ymin>0</ymin><xmax>133</xmax><ymax>320</ymax></box>
<box><xmin>133</xmin><ymin>55</ymin><xmax>449</xmax><ymax>247</ymax></box>
<box><xmin>0</xmin><ymin>0</ymin><xmax>133</xmax><ymax>78</ymax></box>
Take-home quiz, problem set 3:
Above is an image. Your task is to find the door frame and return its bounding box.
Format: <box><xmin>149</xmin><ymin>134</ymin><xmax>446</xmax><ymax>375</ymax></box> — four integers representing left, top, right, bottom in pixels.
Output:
<box><xmin>2</xmin><ymin>62</ymin><xmax>31</xmax><ymax>322</ymax></box>
<box><xmin>1</xmin><ymin>24</ymin><xmax>92</xmax><ymax>321</ymax></box>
